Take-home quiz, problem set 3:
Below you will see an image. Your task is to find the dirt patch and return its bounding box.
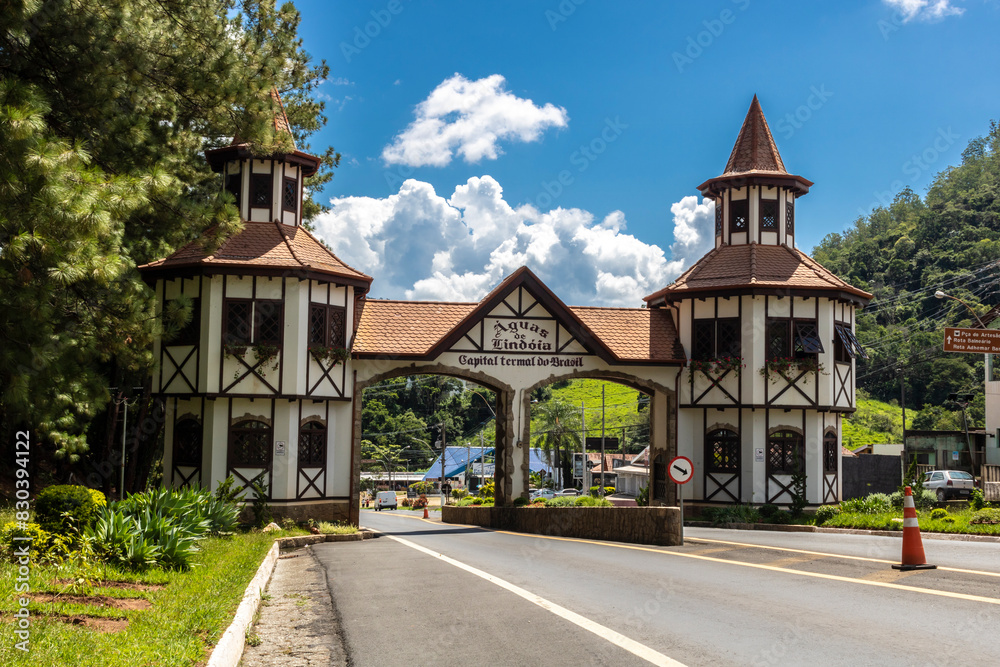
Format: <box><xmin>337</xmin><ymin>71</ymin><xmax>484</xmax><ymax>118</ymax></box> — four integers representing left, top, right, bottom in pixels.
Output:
<box><xmin>57</xmin><ymin>615</ymin><xmax>129</xmax><ymax>633</ymax></box>
<box><xmin>32</xmin><ymin>593</ymin><xmax>152</xmax><ymax>611</ymax></box>
<box><xmin>52</xmin><ymin>579</ymin><xmax>166</xmax><ymax>592</ymax></box>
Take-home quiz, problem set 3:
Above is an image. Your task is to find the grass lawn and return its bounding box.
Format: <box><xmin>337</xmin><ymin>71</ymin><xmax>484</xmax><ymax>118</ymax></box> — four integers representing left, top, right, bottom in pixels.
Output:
<box><xmin>821</xmin><ymin>507</ymin><xmax>1000</xmax><ymax>536</ymax></box>
<box><xmin>0</xmin><ymin>529</ymin><xmax>296</xmax><ymax>666</ymax></box>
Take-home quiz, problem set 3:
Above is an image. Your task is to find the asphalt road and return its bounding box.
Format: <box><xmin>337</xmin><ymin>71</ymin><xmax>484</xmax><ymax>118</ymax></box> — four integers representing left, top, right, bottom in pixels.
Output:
<box><xmin>312</xmin><ymin>511</ymin><xmax>1000</xmax><ymax>666</ymax></box>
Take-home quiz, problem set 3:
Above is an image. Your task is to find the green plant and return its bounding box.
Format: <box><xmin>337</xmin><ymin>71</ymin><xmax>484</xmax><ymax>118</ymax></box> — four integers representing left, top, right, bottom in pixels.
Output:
<box><xmin>588</xmin><ymin>485</ymin><xmax>617</xmax><ymax>497</ymax></box>
<box><xmin>280</xmin><ymin>517</ymin><xmax>299</xmax><ymax>531</ymax></box>
<box><xmin>689</xmin><ymin>356</ymin><xmax>744</xmax><ymax>388</ymax></box>
<box><xmin>308</xmin><ymin>344</ymin><xmax>350</xmax><ymax>366</ymax></box>
<box><xmin>35</xmin><ymin>484</ymin><xmax>99</xmax><ymax>535</ymax></box>
<box><xmin>408</xmin><ymin>481</ymin><xmax>435</xmax><ymax>495</ymax></box>
<box><xmin>971</xmin><ymin>487</ymin><xmax>986</xmax><ymax>511</ymax></box>
<box><xmin>636</xmin><ymin>484</ymin><xmax>649</xmax><ymax>506</ymax></box>
<box><xmin>930</xmin><ymin>507</ymin><xmax>949</xmax><ymax>520</ymax></box>
<box><xmin>759</xmin><ymin>357</ymin><xmax>825</xmax><ymax>383</ymax></box>
<box><xmin>574</xmin><ymin>495</ymin><xmax>613</xmax><ymax>507</ymax></box>
<box><xmin>841</xmin><ymin>493</ymin><xmax>894</xmax><ymax>514</ymax></box>
<box><xmin>215</xmin><ymin>475</ymin><xmax>246</xmax><ymax>505</ymax></box>
<box><xmin>758</xmin><ymin>503</ymin><xmax>781</xmax><ymax>520</ymax></box>
<box><xmin>901</xmin><ymin>458</ymin><xmax>925</xmax><ymax>498</ymax></box>
<box><xmin>401</xmin><ymin>498</ymin><xmax>411</xmax><ymax>508</ymax></box>
<box><xmin>513</xmin><ymin>496</ymin><xmax>529</xmax><ymax>507</ymax></box>
<box><xmin>411</xmin><ymin>494</ymin><xmax>428</xmax><ymax>510</ymax></box>
<box><xmin>701</xmin><ymin>505</ymin><xmax>760</xmax><ymax>525</ymax></box>
<box><xmin>789</xmin><ymin>453</ymin><xmax>808</xmax><ymax>518</ymax></box>
<box><xmin>249</xmin><ymin>480</ymin><xmax>272</xmax><ymax>528</ymax></box>
<box><xmin>970</xmin><ymin>508</ymin><xmax>1000</xmax><ymax>525</ymax></box>
<box><xmin>478</xmin><ymin>481</ymin><xmax>495</xmax><ymax>498</ymax></box>
<box><xmin>543</xmin><ymin>496</ymin><xmax>578</xmax><ymax>507</ymax></box>
<box><xmin>471</xmin><ymin>498</ymin><xmax>483</xmax><ymax>505</ymax></box>
<box><xmin>314</xmin><ymin>521</ymin><xmax>358</xmax><ymax>535</ymax></box>
<box><xmin>0</xmin><ymin>521</ymin><xmax>56</xmax><ymax>562</ymax></box>
<box><xmin>814</xmin><ymin>505</ymin><xmax>841</xmax><ymax>525</ymax></box>
<box><xmin>451</xmin><ymin>488</ymin><xmax>468</xmax><ymax>499</ymax></box>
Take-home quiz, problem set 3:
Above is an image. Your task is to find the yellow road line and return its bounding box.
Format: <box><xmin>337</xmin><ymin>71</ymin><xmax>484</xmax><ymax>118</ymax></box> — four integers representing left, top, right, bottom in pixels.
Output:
<box><xmin>688</xmin><ymin>536</ymin><xmax>1000</xmax><ymax>578</ymax></box>
<box><xmin>860</xmin><ymin>569</ymin><xmax>923</xmax><ymax>583</ymax></box>
<box><xmin>495</xmin><ymin>531</ymin><xmax>1000</xmax><ymax>606</ymax></box>
<box><xmin>763</xmin><ymin>554</ymin><xmax>827</xmax><ymax>568</ymax></box>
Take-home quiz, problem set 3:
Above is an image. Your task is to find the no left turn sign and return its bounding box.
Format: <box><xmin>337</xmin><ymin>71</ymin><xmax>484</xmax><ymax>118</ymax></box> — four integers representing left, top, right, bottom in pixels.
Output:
<box><xmin>668</xmin><ymin>456</ymin><xmax>693</xmax><ymax>485</ymax></box>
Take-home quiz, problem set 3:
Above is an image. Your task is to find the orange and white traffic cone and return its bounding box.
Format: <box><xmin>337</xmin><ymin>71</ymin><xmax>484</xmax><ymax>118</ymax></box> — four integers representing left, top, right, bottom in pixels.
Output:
<box><xmin>892</xmin><ymin>486</ymin><xmax>936</xmax><ymax>571</ymax></box>
<box><xmin>423</xmin><ymin>507</ymin><xmax>429</xmax><ymax>519</ymax></box>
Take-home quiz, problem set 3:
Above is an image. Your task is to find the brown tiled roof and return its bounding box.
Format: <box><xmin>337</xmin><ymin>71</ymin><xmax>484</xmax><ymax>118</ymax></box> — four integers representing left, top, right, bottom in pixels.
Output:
<box><xmin>644</xmin><ymin>243</ymin><xmax>872</xmax><ymax>304</ymax></box>
<box><xmin>571</xmin><ymin>306</ymin><xmax>685</xmax><ymax>362</ymax></box>
<box><xmin>354</xmin><ymin>269</ymin><xmax>685</xmax><ymax>363</ymax></box>
<box><xmin>354</xmin><ymin>301</ymin><xmax>478</xmax><ymax>355</ymax></box>
<box><xmin>723</xmin><ymin>95</ymin><xmax>785</xmax><ymax>176</ymax></box>
<box><xmin>138</xmin><ymin>221</ymin><xmax>371</xmax><ymax>285</ymax></box>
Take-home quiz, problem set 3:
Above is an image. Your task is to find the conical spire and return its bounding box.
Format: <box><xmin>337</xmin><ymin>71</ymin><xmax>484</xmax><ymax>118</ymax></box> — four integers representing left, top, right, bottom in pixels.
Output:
<box><xmin>722</xmin><ymin>95</ymin><xmax>785</xmax><ymax>175</ymax></box>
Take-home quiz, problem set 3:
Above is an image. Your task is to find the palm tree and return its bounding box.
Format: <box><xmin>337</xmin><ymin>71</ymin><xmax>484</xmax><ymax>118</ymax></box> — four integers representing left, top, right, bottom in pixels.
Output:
<box><xmin>533</xmin><ymin>400</ymin><xmax>582</xmax><ymax>489</ymax></box>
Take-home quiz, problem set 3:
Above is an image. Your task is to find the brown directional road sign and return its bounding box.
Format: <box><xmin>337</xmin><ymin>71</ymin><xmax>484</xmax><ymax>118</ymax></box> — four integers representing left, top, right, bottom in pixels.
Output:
<box><xmin>943</xmin><ymin>327</ymin><xmax>1000</xmax><ymax>354</ymax></box>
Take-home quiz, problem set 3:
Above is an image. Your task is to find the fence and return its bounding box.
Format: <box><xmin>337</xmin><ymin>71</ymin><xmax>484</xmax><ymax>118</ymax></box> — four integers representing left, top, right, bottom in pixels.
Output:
<box><xmin>842</xmin><ymin>455</ymin><xmax>902</xmax><ymax>500</ymax></box>
<box><xmin>984</xmin><ymin>464</ymin><xmax>1000</xmax><ymax>502</ymax></box>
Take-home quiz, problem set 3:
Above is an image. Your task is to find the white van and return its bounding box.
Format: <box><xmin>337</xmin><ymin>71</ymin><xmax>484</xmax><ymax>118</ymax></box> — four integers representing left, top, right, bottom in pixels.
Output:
<box><xmin>375</xmin><ymin>491</ymin><xmax>397</xmax><ymax>511</ymax></box>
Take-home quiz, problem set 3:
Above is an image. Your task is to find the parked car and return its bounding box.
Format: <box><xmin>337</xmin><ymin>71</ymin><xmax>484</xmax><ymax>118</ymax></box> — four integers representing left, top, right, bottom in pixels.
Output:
<box><xmin>554</xmin><ymin>488</ymin><xmax>581</xmax><ymax>496</ymax></box>
<box><xmin>922</xmin><ymin>470</ymin><xmax>975</xmax><ymax>501</ymax></box>
<box><xmin>375</xmin><ymin>490</ymin><xmax>398</xmax><ymax>510</ymax></box>
<box><xmin>530</xmin><ymin>488</ymin><xmax>556</xmax><ymax>501</ymax></box>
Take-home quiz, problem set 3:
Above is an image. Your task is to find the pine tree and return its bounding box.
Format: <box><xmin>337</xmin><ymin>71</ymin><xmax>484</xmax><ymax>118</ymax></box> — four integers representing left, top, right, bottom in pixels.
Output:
<box><xmin>0</xmin><ymin>1</ymin><xmax>336</xmax><ymax>489</ymax></box>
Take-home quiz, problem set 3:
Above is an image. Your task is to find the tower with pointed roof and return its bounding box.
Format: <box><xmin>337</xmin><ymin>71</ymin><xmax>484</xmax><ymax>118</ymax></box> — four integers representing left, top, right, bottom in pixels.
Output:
<box><xmin>645</xmin><ymin>97</ymin><xmax>872</xmax><ymax>507</ymax></box>
<box><xmin>139</xmin><ymin>91</ymin><xmax>372</xmax><ymax>522</ymax></box>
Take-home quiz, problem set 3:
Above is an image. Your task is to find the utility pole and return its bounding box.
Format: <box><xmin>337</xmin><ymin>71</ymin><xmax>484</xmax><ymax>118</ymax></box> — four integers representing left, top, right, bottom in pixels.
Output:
<box><xmin>898</xmin><ymin>368</ymin><xmax>908</xmax><ymax>473</ymax></box>
<box><xmin>600</xmin><ymin>384</ymin><xmax>606</xmax><ymax>496</ymax></box>
<box><xmin>479</xmin><ymin>431</ymin><xmax>485</xmax><ymax>489</ymax></box>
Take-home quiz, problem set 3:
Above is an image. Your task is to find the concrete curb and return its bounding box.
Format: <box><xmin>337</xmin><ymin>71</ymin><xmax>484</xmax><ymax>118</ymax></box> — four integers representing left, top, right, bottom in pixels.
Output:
<box><xmin>206</xmin><ymin>531</ymin><xmax>373</xmax><ymax>667</ymax></box>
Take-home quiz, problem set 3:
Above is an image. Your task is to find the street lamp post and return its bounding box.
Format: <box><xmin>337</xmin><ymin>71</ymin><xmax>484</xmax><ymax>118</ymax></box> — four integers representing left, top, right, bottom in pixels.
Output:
<box><xmin>935</xmin><ymin>291</ymin><xmax>986</xmax><ymax>328</ymax></box>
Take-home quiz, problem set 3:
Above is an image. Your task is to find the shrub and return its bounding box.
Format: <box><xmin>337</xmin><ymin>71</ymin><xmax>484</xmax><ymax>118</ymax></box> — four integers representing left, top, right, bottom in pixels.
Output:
<box><xmin>401</xmin><ymin>498</ymin><xmax>411</xmax><ymax>507</ymax></box>
<box><xmin>814</xmin><ymin>505</ymin><xmax>840</xmax><ymax>525</ymax></box>
<box><xmin>588</xmin><ymin>485</ymin><xmax>617</xmax><ymax>497</ymax></box>
<box><xmin>411</xmin><ymin>494</ymin><xmax>428</xmax><ymax>509</ymax></box>
<box><xmin>478</xmin><ymin>481</ymin><xmax>495</xmax><ymax>499</ymax></box>
<box><xmin>451</xmin><ymin>488</ymin><xmax>468</xmax><ymax>500</ymax></box>
<box><xmin>513</xmin><ymin>496</ymin><xmax>529</xmax><ymax>507</ymax></box>
<box><xmin>89</xmin><ymin>489</ymin><xmax>107</xmax><ymax>508</ymax></box>
<box><xmin>701</xmin><ymin>505</ymin><xmax>760</xmax><ymax>525</ymax></box>
<box><xmin>35</xmin><ymin>484</ymin><xmax>99</xmax><ymax>534</ymax></box>
<box><xmin>970</xmin><ymin>508</ymin><xmax>1000</xmax><ymax>525</ymax></box>
<box><xmin>543</xmin><ymin>497</ymin><xmax>577</xmax><ymax>508</ymax></box>
<box><xmin>914</xmin><ymin>489</ymin><xmax>937</xmax><ymax>510</ymax></box>
<box><xmin>841</xmin><ymin>493</ymin><xmax>893</xmax><ymax>515</ymax></box>
<box><xmin>0</xmin><ymin>521</ymin><xmax>64</xmax><ymax>562</ymax></box>
<box><xmin>471</xmin><ymin>498</ymin><xmax>483</xmax><ymax>505</ymax></box>
<box><xmin>758</xmin><ymin>504</ymin><xmax>781</xmax><ymax>521</ymax></box>
<box><xmin>409</xmin><ymin>481</ymin><xmax>435</xmax><ymax>495</ymax></box>
<box><xmin>971</xmin><ymin>488</ymin><xmax>986</xmax><ymax>511</ymax></box>
<box><xmin>930</xmin><ymin>508</ymin><xmax>949</xmax><ymax>520</ymax></box>
<box><xmin>575</xmin><ymin>495</ymin><xmax>613</xmax><ymax>507</ymax></box>
<box><xmin>636</xmin><ymin>484</ymin><xmax>649</xmax><ymax>506</ymax></box>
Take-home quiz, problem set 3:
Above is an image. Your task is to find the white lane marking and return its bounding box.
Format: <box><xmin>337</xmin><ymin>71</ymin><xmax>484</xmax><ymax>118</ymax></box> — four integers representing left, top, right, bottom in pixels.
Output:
<box><xmin>385</xmin><ymin>533</ymin><xmax>686</xmax><ymax>667</ymax></box>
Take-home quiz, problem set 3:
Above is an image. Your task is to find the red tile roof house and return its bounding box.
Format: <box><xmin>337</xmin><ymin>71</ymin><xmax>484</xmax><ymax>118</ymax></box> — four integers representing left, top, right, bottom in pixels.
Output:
<box><xmin>140</xmin><ymin>95</ymin><xmax>869</xmax><ymax>522</ymax></box>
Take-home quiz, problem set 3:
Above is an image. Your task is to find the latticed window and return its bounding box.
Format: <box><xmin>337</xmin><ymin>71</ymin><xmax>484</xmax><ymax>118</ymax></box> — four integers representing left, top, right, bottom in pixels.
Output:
<box><xmin>730</xmin><ymin>199</ymin><xmax>748</xmax><ymax>233</ymax></box>
<box><xmin>251</xmin><ymin>173</ymin><xmax>272</xmax><ymax>207</ymax></box>
<box><xmin>224</xmin><ymin>300</ymin><xmax>252</xmax><ymax>345</ymax></box>
<box><xmin>715</xmin><ymin>201</ymin><xmax>723</xmax><ymax>235</ymax></box>
<box><xmin>834</xmin><ymin>323</ymin><xmax>867</xmax><ymax>360</ymax></box>
<box><xmin>692</xmin><ymin>318</ymin><xmax>740</xmax><ymax>361</ymax></box>
<box><xmin>707</xmin><ymin>429</ymin><xmax>739</xmax><ymax>472</ymax></box>
<box><xmin>172</xmin><ymin>298</ymin><xmax>200</xmax><ymax>346</ymax></box>
<box><xmin>793</xmin><ymin>321</ymin><xmax>824</xmax><ymax>354</ymax></box>
<box><xmin>823</xmin><ymin>432</ymin><xmax>838</xmax><ymax>473</ymax></box>
<box><xmin>282</xmin><ymin>177</ymin><xmax>297</xmax><ymax>213</ymax></box>
<box><xmin>298</xmin><ymin>421</ymin><xmax>327</xmax><ymax>468</ymax></box>
<box><xmin>692</xmin><ymin>320</ymin><xmax>715</xmax><ymax>361</ymax></box>
<box><xmin>760</xmin><ymin>199</ymin><xmax>778</xmax><ymax>229</ymax></box>
<box><xmin>308</xmin><ymin>304</ymin><xmax>347</xmax><ymax>348</ymax></box>
<box><xmin>768</xmin><ymin>430</ymin><xmax>804</xmax><ymax>474</ymax></box>
<box><xmin>230</xmin><ymin>420</ymin><xmax>270</xmax><ymax>467</ymax></box>
<box><xmin>254</xmin><ymin>300</ymin><xmax>283</xmax><ymax>345</ymax></box>
<box><xmin>767</xmin><ymin>319</ymin><xmax>790</xmax><ymax>359</ymax></box>
<box><xmin>786</xmin><ymin>198</ymin><xmax>794</xmax><ymax>234</ymax></box>
<box><xmin>225</xmin><ymin>172</ymin><xmax>241</xmax><ymax>203</ymax></box>
<box><xmin>173</xmin><ymin>419</ymin><xmax>202</xmax><ymax>467</ymax></box>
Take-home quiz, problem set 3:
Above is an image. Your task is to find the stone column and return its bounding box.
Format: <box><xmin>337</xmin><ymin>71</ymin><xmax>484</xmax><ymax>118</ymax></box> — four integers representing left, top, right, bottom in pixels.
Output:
<box><xmin>493</xmin><ymin>388</ymin><xmax>515</xmax><ymax>506</ymax></box>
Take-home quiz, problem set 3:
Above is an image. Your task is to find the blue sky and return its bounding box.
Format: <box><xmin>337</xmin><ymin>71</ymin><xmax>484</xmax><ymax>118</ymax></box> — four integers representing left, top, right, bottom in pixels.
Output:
<box><xmin>295</xmin><ymin>0</ymin><xmax>1000</xmax><ymax>306</ymax></box>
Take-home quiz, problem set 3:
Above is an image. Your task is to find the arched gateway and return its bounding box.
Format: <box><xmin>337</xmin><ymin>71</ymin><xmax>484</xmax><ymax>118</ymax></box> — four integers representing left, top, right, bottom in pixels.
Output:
<box><xmin>140</xmin><ymin>94</ymin><xmax>869</xmax><ymax>525</ymax></box>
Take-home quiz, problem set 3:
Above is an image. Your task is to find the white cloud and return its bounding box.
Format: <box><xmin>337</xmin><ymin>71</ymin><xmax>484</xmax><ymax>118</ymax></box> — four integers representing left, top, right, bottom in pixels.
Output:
<box><xmin>381</xmin><ymin>74</ymin><xmax>569</xmax><ymax>168</ymax></box>
<box><xmin>883</xmin><ymin>0</ymin><xmax>964</xmax><ymax>22</ymax></box>
<box><xmin>313</xmin><ymin>176</ymin><xmax>715</xmax><ymax>307</ymax></box>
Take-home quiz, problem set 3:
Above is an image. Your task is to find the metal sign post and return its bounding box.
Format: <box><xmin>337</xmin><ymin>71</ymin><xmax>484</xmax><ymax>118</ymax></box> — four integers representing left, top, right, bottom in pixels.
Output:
<box><xmin>668</xmin><ymin>455</ymin><xmax>694</xmax><ymax>538</ymax></box>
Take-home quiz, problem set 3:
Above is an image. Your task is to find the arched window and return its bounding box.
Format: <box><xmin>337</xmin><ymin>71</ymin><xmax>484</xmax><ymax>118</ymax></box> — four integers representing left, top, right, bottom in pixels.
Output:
<box><xmin>173</xmin><ymin>419</ymin><xmax>202</xmax><ymax>467</ymax></box>
<box><xmin>299</xmin><ymin>420</ymin><xmax>327</xmax><ymax>468</ymax></box>
<box><xmin>767</xmin><ymin>430</ymin><xmax>804</xmax><ymax>474</ymax></box>
<box><xmin>229</xmin><ymin>420</ymin><xmax>271</xmax><ymax>467</ymax></box>
<box><xmin>823</xmin><ymin>431</ymin><xmax>838</xmax><ymax>473</ymax></box>
<box><xmin>706</xmin><ymin>429</ymin><xmax>739</xmax><ymax>472</ymax></box>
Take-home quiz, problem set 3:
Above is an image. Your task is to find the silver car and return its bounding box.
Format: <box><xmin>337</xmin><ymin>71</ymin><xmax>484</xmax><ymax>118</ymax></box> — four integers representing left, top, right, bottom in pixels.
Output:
<box><xmin>922</xmin><ymin>470</ymin><xmax>975</xmax><ymax>501</ymax></box>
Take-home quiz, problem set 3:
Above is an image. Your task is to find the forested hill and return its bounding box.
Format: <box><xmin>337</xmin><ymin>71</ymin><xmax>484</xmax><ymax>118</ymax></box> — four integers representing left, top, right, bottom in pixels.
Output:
<box><xmin>812</xmin><ymin>120</ymin><xmax>1000</xmax><ymax>426</ymax></box>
